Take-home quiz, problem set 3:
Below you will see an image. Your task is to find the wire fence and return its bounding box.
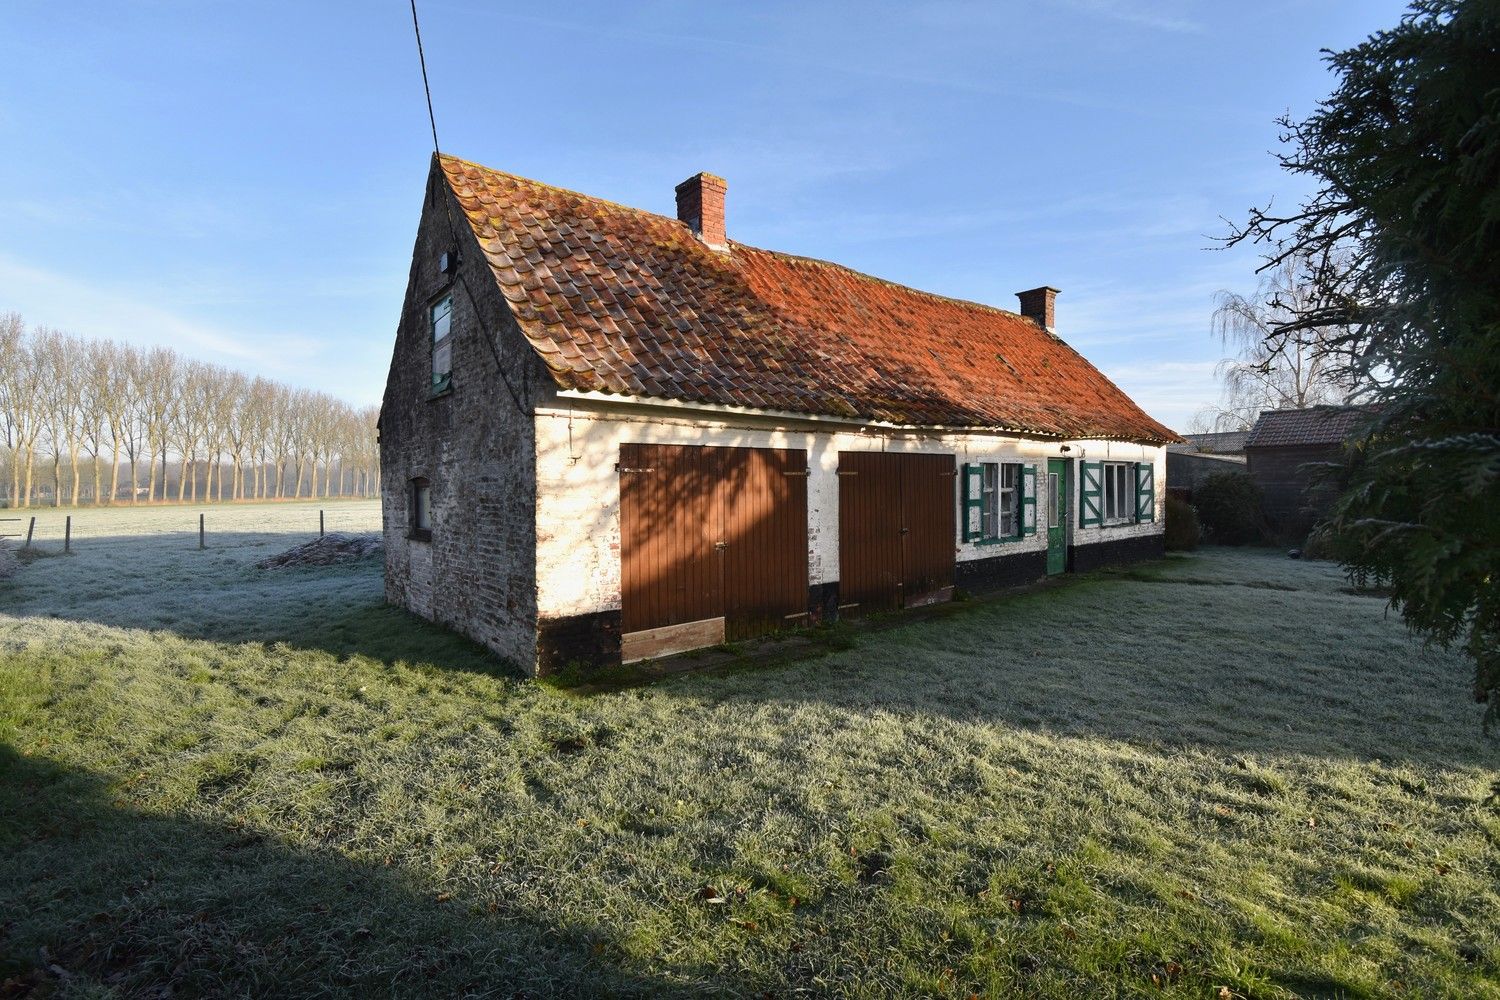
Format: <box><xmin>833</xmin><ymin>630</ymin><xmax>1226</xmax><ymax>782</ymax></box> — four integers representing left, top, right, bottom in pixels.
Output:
<box><xmin>4</xmin><ymin>501</ymin><xmax>383</xmax><ymax>554</ymax></box>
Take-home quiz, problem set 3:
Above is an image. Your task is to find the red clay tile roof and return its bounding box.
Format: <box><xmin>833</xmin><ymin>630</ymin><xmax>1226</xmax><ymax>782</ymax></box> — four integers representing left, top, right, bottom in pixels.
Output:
<box><xmin>440</xmin><ymin>154</ymin><xmax>1179</xmax><ymax>443</ymax></box>
<box><xmin>1245</xmin><ymin>407</ymin><xmax>1373</xmax><ymax>449</ymax></box>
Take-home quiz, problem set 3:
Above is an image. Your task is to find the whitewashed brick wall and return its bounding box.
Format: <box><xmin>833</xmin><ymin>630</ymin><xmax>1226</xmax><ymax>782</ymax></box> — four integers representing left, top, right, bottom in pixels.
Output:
<box><xmin>533</xmin><ymin>400</ymin><xmax>1165</xmax><ymax>620</ymax></box>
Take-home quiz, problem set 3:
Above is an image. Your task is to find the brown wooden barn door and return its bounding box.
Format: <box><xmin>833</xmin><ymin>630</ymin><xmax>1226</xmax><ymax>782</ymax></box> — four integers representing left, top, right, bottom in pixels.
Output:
<box><xmin>721</xmin><ymin>447</ymin><xmax>810</xmax><ymax>640</ymax></box>
<box><xmin>900</xmin><ymin>453</ymin><xmax>957</xmax><ymax>607</ymax></box>
<box><xmin>837</xmin><ymin>451</ymin><xmax>955</xmax><ymax>615</ymax></box>
<box><xmin>620</xmin><ymin>444</ymin><xmax>807</xmax><ymax>661</ymax></box>
<box><xmin>837</xmin><ymin>451</ymin><xmax>904</xmax><ymax>615</ymax></box>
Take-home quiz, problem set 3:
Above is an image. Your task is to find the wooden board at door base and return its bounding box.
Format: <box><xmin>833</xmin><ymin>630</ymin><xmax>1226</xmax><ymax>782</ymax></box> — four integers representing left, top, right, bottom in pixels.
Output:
<box><xmin>621</xmin><ymin>617</ymin><xmax>726</xmax><ymax>663</ymax></box>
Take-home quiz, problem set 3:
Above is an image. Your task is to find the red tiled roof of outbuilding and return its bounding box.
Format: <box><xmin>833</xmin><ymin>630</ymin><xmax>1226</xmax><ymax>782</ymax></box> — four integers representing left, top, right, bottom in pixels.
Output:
<box><xmin>439</xmin><ymin>154</ymin><xmax>1180</xmax><ymax>444</ymax></box>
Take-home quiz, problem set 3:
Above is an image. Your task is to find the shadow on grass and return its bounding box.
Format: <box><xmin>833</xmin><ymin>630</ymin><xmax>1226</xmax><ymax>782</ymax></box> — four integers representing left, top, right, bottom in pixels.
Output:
<box><xmin>0</xmin><ymin>743</ymin><xmax>711</xmax><ymax>998</ymax></box>
<box><xmin>640</xmin><ymin>558</ymin><xmax>1496</xmax><ymax>767</ymax></box>
<box><xmin>0</xmin><ymin>530</ymin><xmax>520</xmax><ymax>679</ymax></box>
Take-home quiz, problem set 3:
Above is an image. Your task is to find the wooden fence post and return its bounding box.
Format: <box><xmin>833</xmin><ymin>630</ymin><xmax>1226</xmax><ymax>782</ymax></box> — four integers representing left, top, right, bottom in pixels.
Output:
<box><xmin>24</xmin><ymin>516</ymin><xmax>35</xmax><ymax>550</ymax></box>
<box><xmin>64</xmin><ymin>515</ymin><xmax>71</xmax><ymax>553</ymax></box>
<box><xmin>320</xmin><ymin>509</ymin><xmax>325</xmax><ymax>537</ymax></box>
<box><xmin>199</xmin><ymin>513</ymin><xmax>205</xmax><ymax>550</ymax></box>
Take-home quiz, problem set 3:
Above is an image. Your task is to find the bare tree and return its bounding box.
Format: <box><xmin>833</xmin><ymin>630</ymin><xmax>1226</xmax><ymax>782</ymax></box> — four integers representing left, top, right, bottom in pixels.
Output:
<box><xmin>1194</xmin><ymin>255</ymin><xmax>1361</xmax><ymax>432</ymax></box>
<box><xmin>0</xmin><ymin>313</ymin><xmax>379</xmax><ymax>508</ymax></box>
<box><xmin>0</xmin><ymin>313</ymin><xmax>43</xmax><ymax>507</ymax></box>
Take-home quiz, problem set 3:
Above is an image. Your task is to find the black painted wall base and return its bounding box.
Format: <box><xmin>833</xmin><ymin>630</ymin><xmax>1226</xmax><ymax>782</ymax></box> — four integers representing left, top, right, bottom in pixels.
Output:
<box><xmin>537</xmin><ymin>610</ymin><xmax>622</xmax><ymax>676</ymax></box>
<box><xmin>1069</xmin><ymin>532</ymin><xmax>1165</xmax><ymax>573</ymax></box>
<box><xmin>808</xmin><ymin>582</ymin><xmax>840</xmax><ymax>624</ymax></box>
<box><xmin>955</xmin><ymin>547</ymin><xmax>1049</xmax><ymax>595</ymax></box>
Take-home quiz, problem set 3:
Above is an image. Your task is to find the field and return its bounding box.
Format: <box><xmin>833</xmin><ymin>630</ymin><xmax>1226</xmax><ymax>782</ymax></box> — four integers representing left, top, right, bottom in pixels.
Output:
<box><xmin>1</xmin><ymin>503</ymin><xmax>1497</xmax><ymax>998</ymax></box>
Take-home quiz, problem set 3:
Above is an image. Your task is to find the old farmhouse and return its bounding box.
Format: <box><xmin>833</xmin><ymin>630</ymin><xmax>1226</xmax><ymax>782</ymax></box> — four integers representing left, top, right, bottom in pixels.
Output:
<box><xmin>379</xmin><ymin>155</ymin><xmax>1180</xmax><ymax>675</ymax></box>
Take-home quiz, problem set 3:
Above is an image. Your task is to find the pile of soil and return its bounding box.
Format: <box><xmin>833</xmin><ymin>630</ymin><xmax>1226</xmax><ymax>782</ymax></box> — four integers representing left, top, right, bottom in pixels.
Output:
<box><xmin>256</xmin><ymin>532</ymin><xmax>382</xmax><ymax>570</ymax></box>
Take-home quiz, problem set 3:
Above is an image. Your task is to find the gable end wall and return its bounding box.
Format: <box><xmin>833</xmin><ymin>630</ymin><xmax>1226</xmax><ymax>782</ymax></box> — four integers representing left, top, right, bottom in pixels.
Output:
<box><xmin>379</xmin><ymin>165</ymin><xmax>546</xmax><ymax>671</ymax></box>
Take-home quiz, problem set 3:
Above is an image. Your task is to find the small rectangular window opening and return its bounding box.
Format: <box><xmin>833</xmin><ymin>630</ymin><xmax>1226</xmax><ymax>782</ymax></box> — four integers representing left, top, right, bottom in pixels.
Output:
<box><xmin>410</xmin><ymin>477</ymin><xmax>432</xmax><ymax>540</ymax></box>
<box><xmin>430</xmin><ymin>294</ymin><xmax>453</xmax><ymax>394</ymax></box>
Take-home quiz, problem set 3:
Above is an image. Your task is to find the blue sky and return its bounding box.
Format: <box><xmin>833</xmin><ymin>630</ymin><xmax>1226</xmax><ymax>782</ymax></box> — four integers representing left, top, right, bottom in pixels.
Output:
<box><xmin>0</xmin><ymin>1</ymin><xmax>1407</xmax><ymax>429</ymax></box>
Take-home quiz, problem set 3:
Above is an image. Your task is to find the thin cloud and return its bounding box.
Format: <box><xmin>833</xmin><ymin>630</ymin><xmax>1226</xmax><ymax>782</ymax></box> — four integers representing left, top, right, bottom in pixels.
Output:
<box><xmin>0</xmin><ymin>255</ymin><xmax>317</xmax><ymax>372</ymax></box>
<box><xmin>1054</xmin><ymin>0</ymin><xmax>1206</xmax><ymax>35</ymax></box>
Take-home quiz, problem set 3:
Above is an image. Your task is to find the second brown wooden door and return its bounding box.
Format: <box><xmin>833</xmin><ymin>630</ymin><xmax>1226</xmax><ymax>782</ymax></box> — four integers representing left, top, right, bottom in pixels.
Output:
<box><xmin>837</xmin><ymin>451</ymin><xmax>956</xmax><ymax>614</ymax></box>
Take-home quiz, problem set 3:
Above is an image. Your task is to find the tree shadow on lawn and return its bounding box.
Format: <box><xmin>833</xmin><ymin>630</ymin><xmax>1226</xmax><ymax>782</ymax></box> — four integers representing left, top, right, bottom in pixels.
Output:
<box><xmin>0</xmin><ymin>530</ymin><xmax>520</xmax><ymax>678</ymax></box>
<box><xmin>665</xmin><ymin>563</ymin><xmax>1498</xmax><ymax>768</ymax></box>
<box><xmin>0</xmin><ymin>743</ymin><xmax>719</xmax><ymax>998</ymax></box>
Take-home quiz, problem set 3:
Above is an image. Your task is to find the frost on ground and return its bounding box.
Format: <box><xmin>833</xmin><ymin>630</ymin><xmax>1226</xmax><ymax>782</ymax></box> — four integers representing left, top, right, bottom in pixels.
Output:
<box><xmin>256</xmin><ymin>532</ymin><xmax>382</xmax><ymax>570</ymax></box>
<box><xmin>1</xmin><ymin>506</ymin><xmax>1497</xmax><ymax>998</ymax></box>
<box><xmin>0</xmin><ymin>540</ymin><xmax>15</xmax><ymax>579</ymax></box>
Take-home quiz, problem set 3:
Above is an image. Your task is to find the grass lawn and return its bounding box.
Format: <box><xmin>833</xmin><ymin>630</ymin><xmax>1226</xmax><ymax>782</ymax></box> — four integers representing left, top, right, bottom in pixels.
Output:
<box><xmin>1</xmin><ymin>504</ymin><xmax>1496</xmax><ymax>998</ymax></box>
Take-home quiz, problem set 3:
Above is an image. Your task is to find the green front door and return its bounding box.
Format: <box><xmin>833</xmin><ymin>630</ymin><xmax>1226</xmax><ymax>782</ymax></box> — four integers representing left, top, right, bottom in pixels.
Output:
<box><xmin>1046</xmin><ymin>458</ymin><xmax>1068</xmax><ymax>575</ymax></box>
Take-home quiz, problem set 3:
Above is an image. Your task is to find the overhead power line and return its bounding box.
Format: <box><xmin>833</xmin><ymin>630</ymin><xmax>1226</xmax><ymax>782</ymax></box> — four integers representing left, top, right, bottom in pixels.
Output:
<box><xmin>409</xmin><ymin>0</ymin><xmax>440</xmax><ymax>154</ymax></box>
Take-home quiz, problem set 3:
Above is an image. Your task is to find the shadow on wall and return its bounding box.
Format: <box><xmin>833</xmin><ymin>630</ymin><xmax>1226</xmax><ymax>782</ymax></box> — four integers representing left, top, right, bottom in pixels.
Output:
<box><xmin>0</xmin><ymin>531</ymin><xmax>516</xmax><ymax>677</ymax></box>
<box><xmin>0</xmin><ymin>744</ymin><xmax>714</xmax><ymax>997</ymax></box>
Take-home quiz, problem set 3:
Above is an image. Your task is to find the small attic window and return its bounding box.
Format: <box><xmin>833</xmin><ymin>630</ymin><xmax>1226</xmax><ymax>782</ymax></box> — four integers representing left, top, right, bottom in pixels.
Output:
<box><xmin>430</xmin><ymin>294</ymin><xmax>453</xmax><ymax>395</ymax></box>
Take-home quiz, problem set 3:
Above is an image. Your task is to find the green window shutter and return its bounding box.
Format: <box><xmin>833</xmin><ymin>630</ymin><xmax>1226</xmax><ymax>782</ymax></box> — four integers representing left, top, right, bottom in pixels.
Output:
<box><xmin>1136</xmin><ymin>461</ymin><xmax>1155</xmax><ymax>522</ymax></box>
<box><xmin>961</xmin><ymin>463</ymin><xmax>985</xmax><ymax>541</ymax></box>
<box><xmin>1020</xmin><ymin>464</ymin><xmax>1037</xmax><ymax>536</ymax></box>
<box><xmin>1079</xmin><ymin>461</ymin><xmax>1102</xmax><ymax>528</ymax></box>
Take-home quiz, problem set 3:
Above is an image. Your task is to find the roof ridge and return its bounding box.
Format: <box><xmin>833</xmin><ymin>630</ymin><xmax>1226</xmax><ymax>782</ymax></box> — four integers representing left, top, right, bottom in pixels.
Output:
<box><xmin>443</xmin><ymin>154</ymin><xmax>1042</xmax><ymax>329</ymax></box>
<box><xmin>731</xmin><ymin>243</ymin><xmax>1038</xmax><ymax>325</ymax></box>
<box><xmin>438</xmin><ymin>153</ymin><xmax>687</xmax><ymax>230</ymax></box>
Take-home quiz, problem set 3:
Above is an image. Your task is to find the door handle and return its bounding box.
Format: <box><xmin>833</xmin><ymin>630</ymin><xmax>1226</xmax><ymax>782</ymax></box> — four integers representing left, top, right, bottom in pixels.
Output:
<box><xmin>899</xmin><ymin>527</ymin><xmax>909</xmax><ymax>535</ymax></box>
<box><xmin>714</xmin><ymin>541</ymin><xmax>727</xmax><ymax>550</ymax></box>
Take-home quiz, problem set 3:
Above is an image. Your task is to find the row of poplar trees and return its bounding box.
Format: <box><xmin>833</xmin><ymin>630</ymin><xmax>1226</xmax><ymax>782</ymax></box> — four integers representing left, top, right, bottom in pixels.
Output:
<box><xmin>0</xmin><ymin>312</ymin><xmax>380</xmax><ymax>508</ymax></box>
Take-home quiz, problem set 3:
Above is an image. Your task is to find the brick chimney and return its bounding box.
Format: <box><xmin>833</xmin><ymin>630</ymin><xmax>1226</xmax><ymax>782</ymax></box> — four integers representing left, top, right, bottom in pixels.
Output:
<box><xmin>1016</xmin><ymin>286</ymin><xmax>1060</xmax><ymax>331</ymax></box>
<box><xmin>675</xmin><ymin>172</ymin><xmax>728</xmax><ymax>250</ymax></box>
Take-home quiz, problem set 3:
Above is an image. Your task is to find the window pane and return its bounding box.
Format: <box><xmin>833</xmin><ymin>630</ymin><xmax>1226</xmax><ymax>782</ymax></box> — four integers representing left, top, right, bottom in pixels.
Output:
<box><xmin>414</xmin><ymin>482</ymin><xmax>431</xmax><ymax>531</ymax></box>
<box><xmin>433</xmin><ymin>340</ymin><xmax>452</xmax><ymax>379</ymax></box>
<box><xmin>1104</xmin><ymin>464</ymin><xmax>1116</xmax><ymax>520</ymax></box>
<box><xmin>1000</xmin><ymin>463</ymin><xmax>1017</xmax><ymax>537</ymax></box>
<box><xmin>431</xmin><ymin>296</ymin><xmax>452</xmax><ymax>342</ymax></box>
<box><xmin>1048</xmin><ymin>472</ymin><xmax>1059</xmax><ymax>527</ymax></box>
<box><xmin>981</xmin><ymin>463</ymin><xmax>998</xmax><ymax>539</ymax></box>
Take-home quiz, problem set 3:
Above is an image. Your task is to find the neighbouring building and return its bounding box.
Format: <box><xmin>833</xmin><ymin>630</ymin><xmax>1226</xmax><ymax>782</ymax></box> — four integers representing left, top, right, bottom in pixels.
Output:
<box><xmin>1166</xmin><ymin>431</ymin><xmax>1248</xmax><ymax>498</ymax></box>
<box><xmin>1244</xmin><ymin>406</ymin><xmax>1371</xmax><ymax>537</ymax></box>
<box><xmin>378</xmin><ymin>154</ymin><xmax>1181</xmax><ymax>675</ymax></box>
<box><xmin>1177</xmin><ymin>430</ymin><xmax>1249</xmax><ymax>457</ymax></box>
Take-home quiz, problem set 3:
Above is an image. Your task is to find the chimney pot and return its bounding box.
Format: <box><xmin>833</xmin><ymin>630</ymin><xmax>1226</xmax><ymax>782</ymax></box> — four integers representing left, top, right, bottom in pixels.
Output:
<box><xmin>1016</xmin><ymin>286</ymin><xmax>1060</xmax><ymax>330</ymax></box>
<box><xmin>675</xmin><ymin>172</ymin><xmax>728</xmax><ymax>250</ymax></box>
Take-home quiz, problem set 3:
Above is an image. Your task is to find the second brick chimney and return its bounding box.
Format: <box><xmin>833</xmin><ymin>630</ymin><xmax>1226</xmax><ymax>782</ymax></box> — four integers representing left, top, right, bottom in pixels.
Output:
<box><xmin>1016</xmin><ymin>286</ymin><xmax>1060</xmax><ymax>331</ymax></box>
<box><xmin>675</xmin><ymin>172</ymin><xmax>728</xmax><ymax>250</ymax></box>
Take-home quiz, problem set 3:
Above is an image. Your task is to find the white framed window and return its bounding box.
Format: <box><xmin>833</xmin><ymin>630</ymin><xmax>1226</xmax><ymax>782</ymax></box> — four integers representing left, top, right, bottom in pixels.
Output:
<box><xmin>968</xmin><ymin>461</ymin><xmax>1021</xmax><ymax>541</ymax></box>
<box><xmin>1102</xmin><ymin>461</ymin><xmax>1133</xmax><ymax>524</ymax></box>
<box><xmin>430</xmin><ymin>294</ymin><xmax>453</xmax><ymax>393</ymax></box>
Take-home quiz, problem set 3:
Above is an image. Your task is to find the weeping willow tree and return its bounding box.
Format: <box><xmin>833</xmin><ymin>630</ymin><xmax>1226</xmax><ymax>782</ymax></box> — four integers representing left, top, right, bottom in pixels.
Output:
<box><xmin>1224</xmin><ymin>0</ymin><xmax>1500</xmax><ymax>728</ymax></box>
<box><xmin>1194</xmin><ymin>255</ymin><xmax>1361</xmax><ymax>433</ymax></box>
